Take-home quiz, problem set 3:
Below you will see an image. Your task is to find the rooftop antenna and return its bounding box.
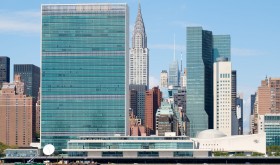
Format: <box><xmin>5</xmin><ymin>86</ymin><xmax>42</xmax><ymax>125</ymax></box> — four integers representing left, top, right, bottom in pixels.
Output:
<box><xmin>173</xmin><ymin>34</ymin><xmax>176</xmax><ymax>61</ymax></box>
<box><xmin>138</xmin><ymin>0</ymin><xmax>141</xmax><ymax>11</ymax></box>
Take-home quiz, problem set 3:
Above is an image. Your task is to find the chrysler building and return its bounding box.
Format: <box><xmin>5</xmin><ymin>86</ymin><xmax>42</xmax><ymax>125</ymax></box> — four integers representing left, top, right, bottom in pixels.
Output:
<box><xmin>129</xmin><ymin>2</ymin><xmax>149</xmax><ymax>88</ymax></box>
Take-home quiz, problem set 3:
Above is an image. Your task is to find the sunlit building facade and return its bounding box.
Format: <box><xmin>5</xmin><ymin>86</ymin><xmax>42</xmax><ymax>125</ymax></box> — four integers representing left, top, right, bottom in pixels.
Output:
<box><xmin>41</xmin><ymin>4</ymin><xmax>129</xmax><ymax>151</ymax></box>
<box><xmin>186</xmin><ymin>27</ymin><xmax>213</xmax><ymax>137</ymax></box>
<box><xmin>129</xmin><ymin>3</ymin><xmax>149</xmax><ymax>88</ymax></box>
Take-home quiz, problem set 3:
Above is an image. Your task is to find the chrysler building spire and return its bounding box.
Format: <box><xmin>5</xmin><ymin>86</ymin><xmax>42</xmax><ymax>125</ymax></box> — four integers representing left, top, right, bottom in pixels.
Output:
<box><xmin>132</xmin><ymin>2</ymin><xmax>147</xmax><ymax>49</ymax></box>
<box><xmin>130</xmin><ymin>2</ymin><xmax>149</xmax><ymax>87</ymax></box>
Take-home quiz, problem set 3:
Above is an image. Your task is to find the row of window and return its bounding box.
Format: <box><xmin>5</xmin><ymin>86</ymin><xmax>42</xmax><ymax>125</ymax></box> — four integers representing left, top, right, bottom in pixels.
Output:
<box><xmin>68</xmin><ymin>151</ymin><xmax>193</xmax><ymax>157</ymax></box>
<box><xmin>220</xmin><ymin>73</ymin><xmax>231</xmax><ymax>78</ymax></box>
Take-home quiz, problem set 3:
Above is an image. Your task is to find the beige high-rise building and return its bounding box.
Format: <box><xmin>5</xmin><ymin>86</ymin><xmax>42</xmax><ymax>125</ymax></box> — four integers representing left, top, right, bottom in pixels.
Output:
<box><xmin>180</xmin><ymin>68</ymin><xmax>187</xmax><ymax>88</ymax></box>
<box><xmin>0</xmin><ymin>75</ymin><xmax>34</xmax><ymax>147</ymax></box>
<box><xmin>213</xmin><ymin>57</ymin><xmax>232</xmax><ymax>136</ymax></box>
<box><xmin>257</xmin><ymin>78</ymin><xmax>271</xmax><ymax>115</ymax></box>
<box><xmin>160</xmin><ymin>70</ymin><xmax>168</xmax><ymax>88</ymax></box>
<box><xmin>256</xmin><ymin>77</ymin><xmax>280</xmax><ymax>115</ymax></box>
<box><xmin>253</xmin><ymin>77</ymin><xmax>280</xmax><ymax>133</ymax></box>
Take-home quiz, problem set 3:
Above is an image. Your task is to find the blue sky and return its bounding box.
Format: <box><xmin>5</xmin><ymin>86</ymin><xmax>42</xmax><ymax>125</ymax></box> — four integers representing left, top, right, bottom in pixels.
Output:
<box><xmin>0</xmin><ymin>0</ymin><xmax>279</xmax><ymax>133</ymax></box>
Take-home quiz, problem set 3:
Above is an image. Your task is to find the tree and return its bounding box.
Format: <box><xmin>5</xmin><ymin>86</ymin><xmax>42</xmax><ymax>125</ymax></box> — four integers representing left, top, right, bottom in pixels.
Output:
<box><xmin>0</xmin><ymin>142</ymin><xmax>9</xmax><ymax>157</ymax></box>
<box><xmin>267</xmin><ymin>146</ymin><xmax>280</xmax><ymax>156</ymax></box>
<box><xmin>213</xmin><ymin>151</ymin><xmax>228</xmax><ymax>156</ymax></box>
<box><xmin>0</xmin><ymin>142</ymin><xmax>17</xmax><ymax>157</ymax></box>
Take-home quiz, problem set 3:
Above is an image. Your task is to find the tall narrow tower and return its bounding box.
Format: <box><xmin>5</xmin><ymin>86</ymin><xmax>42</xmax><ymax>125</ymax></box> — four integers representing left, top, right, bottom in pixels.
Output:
<box><xmin>129</xmin><ymin>2</ymin><xmax>149</xmax><ymax>88</ymax></box>
<box><xmin>168</xmin><ymin>36</ymin><xmax>180</xmax><ymax>87</ymax></box>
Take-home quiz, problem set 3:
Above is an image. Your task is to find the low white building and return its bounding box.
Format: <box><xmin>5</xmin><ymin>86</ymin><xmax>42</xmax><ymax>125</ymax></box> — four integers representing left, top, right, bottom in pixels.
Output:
<box><xmin>192</xmin><ymin>129</ymin><xmax>266</xmax><ymax>154</ymax></box>
<box><xmin>62</xmin><ymin>136</ymin><xmax>210</xmax><ymax>158</ymax></box>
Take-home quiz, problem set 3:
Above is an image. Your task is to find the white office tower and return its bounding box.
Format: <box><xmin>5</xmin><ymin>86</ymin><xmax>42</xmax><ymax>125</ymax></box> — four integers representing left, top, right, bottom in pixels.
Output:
<box><xmin>129</xmin><ymin>2</ymin><xmax>149</xmax><ymax>87</ymax></box>
<box><xmin>214</xmin><ymin>57</ymin><xmax>232</xmax><ymax>136</ymax></box>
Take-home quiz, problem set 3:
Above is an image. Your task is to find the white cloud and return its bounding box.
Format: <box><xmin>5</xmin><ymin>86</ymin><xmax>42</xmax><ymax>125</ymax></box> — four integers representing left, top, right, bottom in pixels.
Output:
<box><xmin>232</xmin><ymin>48</ymin><xmax>265</xmax><ymax>57</ymax></box>
<box><xmin>149</xmin><ymin>44</ymin><xmax>185</xmax><ymax>52</ymax></box>
<box><xmin>0</xmin><ymin>10</ymin><xmax>40</xmax><ymax>34</ymax></box>
<box><xmin>149</xmin><ymin>76</ymin><xmax>159</xmax><ymax>88</ymax></box>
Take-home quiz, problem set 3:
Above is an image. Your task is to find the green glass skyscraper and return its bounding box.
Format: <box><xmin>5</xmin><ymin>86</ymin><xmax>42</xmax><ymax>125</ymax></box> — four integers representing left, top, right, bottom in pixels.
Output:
<box><xmin>186</xmin><ymin>27</ymin><xmax>213</xmax><ymax>137</ymax></box>
<box><xmin>213</xmin><ymin>35</ymin><xmax>231</xmax><ymax>62</ymax></box>
<box><xmin>186</xmin><ymin>27</ymin><xmax>231</xmax><ymax>137</ymax></box>
<box><xmin>41</xmin><ymin>4</ymin><xmax>129</xmax><ymax>151</ymax></box>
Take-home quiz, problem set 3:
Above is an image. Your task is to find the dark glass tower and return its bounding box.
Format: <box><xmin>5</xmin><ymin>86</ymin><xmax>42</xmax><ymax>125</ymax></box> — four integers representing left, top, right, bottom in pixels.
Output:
<box><xmin>0</xmin><ymin>56</ymin><xmax>10</xmax><ymax>86</ymax></box>
<box><xmin>41</xmin><ymin>4</ymin><xmax>129</xmax><ymax>151</ymax></box>
<box><xmin>251</xmin><ymin>94</ymin><xmax>256</xmax><ymax>115</ymax></box>
<box><xmin>129</xmin><ymin>84</ymin><xmax>147</xmax><ymax>124</ymax></box>
<box><xmin>186</xmin><ymin>27</ymin><xmax>213</xmax><ymax>137</ymax></box>
<box><xmin>14</xmin><ymin>64</ymin><xmax>40</xmax><ymax>99</ymax></box>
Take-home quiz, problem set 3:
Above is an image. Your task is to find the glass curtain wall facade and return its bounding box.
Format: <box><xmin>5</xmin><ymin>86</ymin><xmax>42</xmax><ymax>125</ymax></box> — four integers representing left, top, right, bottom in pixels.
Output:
<box><xmin>186</xmin><ymin>27</ymin><xmax>213</xmax><ymax>137</ymax></box>
<box><xmin>41</xmin><ymin>4</ymin><xmax>129</xmax><ymax>151</ymax></box>
<box><xmin>213</xmin><ymin>35</ymin><xmax>231</xmax><ymax>62</ymax></box>
<box><xmin>0</xmin><ymin>56</ymin><xmax>10</xmax><ymax>86</ymax></box>
<box><xmin>168</xmin><ymin>61</ymin><xmax>180</xmax><ymax>87</ymax></box>
<box><xmin>265</xmin><ymin>115</ymin><xmax>280</xmax><ymax>146</ymax></box>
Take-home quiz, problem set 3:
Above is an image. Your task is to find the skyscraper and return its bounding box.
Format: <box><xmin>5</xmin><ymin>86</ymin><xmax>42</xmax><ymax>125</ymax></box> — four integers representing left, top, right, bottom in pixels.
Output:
<box><xmin>0</xmin><ymin>75</ymin><xmax>34</xmax><ymax>147</ymax></box>
<box><xmin>258</xmin><ymin>77</ymin><xmax>276</xmax><ymax>115</ymax></box>
<box><xmin>231</xmin><ymin>70</ymin><xmax>237</xmax><ymax>118</ymax></box>
<box><xmin>41</xmin><ymin>4</ymin><xmax>129</xmax><ymax>151</ymax></box>
<box><xmin>129</xmin><ymin>2</ymin><xmax>149</xmax><ymax>87</ymax></box>
<box><xmin>145</xmin><ymin>87</ymin><xmax>161</xmax><ymax>135</ymax></box>
<box><xmin>160</xmin><ymin>70</ymin><xmax>168</xmax><ymax>88</ymax></box>
<box><xmin>231</xmin><ymin>70</ymin><xmax>238</xmax><ymax>135</ymax></box>
<box><xmin>0</xmin><ymin>56</ymin><xmax>10</xmax><ymax>86</ymax></box>
<box><xmin>169</xmin><ymin>60</ymin><xmax>180</xmax><ymax>87</ymax></box>
<box><xmin>129</xmin><ymin>85</ymin><xmax>147</xmax><ymax>124</ymax></box>
<box><xmin>236</xmin><ymin>94</ymin><xmax>243</xmax><ymax>135</ymax></box>
<box><xmin>168</xmin><ymin>39</ymin><xmax>180</xmax><ymax>87</ymax></box>
<box><xmin>130</xmin><ymin>89</ymin><xmax>138</xmax><ymax>117</ymax></box>
<box><xmin>213</xmin><ymin>57</ymin><xmax>232</xmax><ymax>136</ymax></box>
<box><xmin>251</xmin><ymin>93</ymin><xmax>256</xmax><ymax>115</ymax></box>
<box><xmin>186</xmin><ymin>27</ymin><xmax>213</xmax><ymax>137</ymax></box>
<box><xmin>213</xmin><ymin>35</ymin><xmax>231</xmax><ymax>62</ymax></box>
<box><xmin>180</xmin><ymin>68</ymin><xmax>187</xmax><ymax>88</ymax></box>
<box><xmin>252</xmin><ymin>77</ymin><xmax>280</xmax><ymax>134</ymax></box>
<box><xmin>14</xmin><ymin>64</ymin><xmax>40</xmax><ymax>99</ymax></box>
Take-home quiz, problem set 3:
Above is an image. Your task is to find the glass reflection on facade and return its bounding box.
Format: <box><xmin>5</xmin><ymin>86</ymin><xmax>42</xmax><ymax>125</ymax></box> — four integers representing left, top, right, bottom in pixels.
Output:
<box><xmin>213</xmin><ymin>35</ymin><xmax>231</xmax><ymax>62</ymax></box>
<box><xmin>186</xmin><ymin>27</ymin><xmax>213</xmax><ymax>137</ymax></box>
<box><xmin>41</xmin><ymin>4</ymin><xmax>129</xmax><ymax>151</ymax></box>
<box><xmin>265</xmin><ymin>115</ymin><xmax>280</xmax><ymax>146</ymax></box>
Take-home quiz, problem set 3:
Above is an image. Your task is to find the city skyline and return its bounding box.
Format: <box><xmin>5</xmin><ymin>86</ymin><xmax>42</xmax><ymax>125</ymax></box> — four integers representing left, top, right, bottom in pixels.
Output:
<box><xmin>0</xmin><ymin>0</ymin><xmax>280</xmax><ymax>134</ymax></box>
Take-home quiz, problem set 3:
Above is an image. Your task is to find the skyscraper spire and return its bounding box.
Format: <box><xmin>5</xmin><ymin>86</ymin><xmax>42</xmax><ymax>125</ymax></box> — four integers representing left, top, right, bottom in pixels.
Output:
<box><xmin>173</xmin><ymin>34</ymin><xmax>176</xmax><ymax>61</ymax></box>
<box><xmin>132</xmin><ymin>0</ymin><xmax>146</xmax><ymax>48</ymax></box>
<box><xmin>138</xmin><ymin>0</ymin><xmax>141</xmax><ymax>12</ymax></box>
<box><xmin>129</xmin><ymin>1</ymin><xmax>149</xmax><ymax>87</ymax></box>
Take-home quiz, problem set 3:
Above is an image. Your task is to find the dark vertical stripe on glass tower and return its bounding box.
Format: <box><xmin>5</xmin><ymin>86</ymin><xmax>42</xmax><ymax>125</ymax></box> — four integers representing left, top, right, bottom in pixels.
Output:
<box><xmin>41</xmin><ymin>4</ymin><xmax>129</xmax><ymax>151</ymax></box>
<box><xmin>186</xmin><ymin>27</ymin><xmax>213</xmax><ymax>137</ymax></box>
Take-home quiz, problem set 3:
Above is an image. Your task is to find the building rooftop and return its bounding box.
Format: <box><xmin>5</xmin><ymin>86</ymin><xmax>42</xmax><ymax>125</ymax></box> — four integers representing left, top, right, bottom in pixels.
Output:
<box><xmin>2</xmin><ymin>83</ymin><xmax>15</xmax><ymax>89</ymax></box>
<box><xmin>196</xmin><ymin>129</ymin><xmax>227</xmax><ymax>139</ymax></box>
<box><xmin>156</xmin><ymin>102</ymin><xmax>173</xmax><ymax>116</ymax></box>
